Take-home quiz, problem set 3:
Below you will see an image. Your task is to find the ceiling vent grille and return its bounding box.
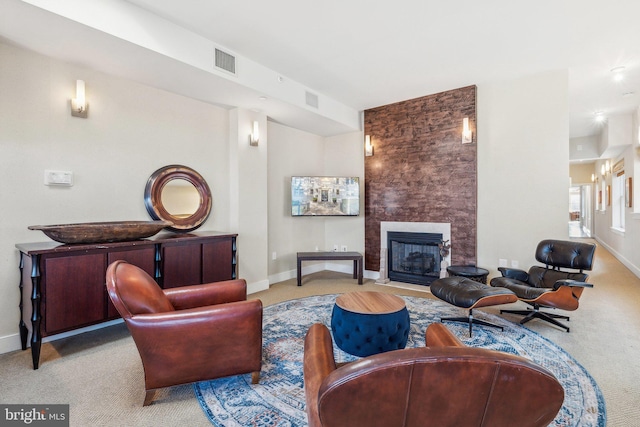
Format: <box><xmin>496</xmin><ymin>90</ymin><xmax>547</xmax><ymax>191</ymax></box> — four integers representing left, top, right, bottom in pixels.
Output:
<box><xmin>215</xmin><ymin>48</ymin><xmax>236</xmax><ymax>75</ymax></box>
<box><xmin>305</xmin><ymin>91</ymin><xmax>319</xmax><ymax>109</ymax></box>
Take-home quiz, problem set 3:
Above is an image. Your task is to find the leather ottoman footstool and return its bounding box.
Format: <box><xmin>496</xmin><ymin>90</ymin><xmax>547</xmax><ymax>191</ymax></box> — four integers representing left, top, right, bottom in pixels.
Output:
<box><xmin>331</xmin><ymin>291</ymin><xmax>410</xmax><ymax>357</ymax></box>
<box><xmin>430</xmin><ymin>277</ymin><xmax>517</xmax><ymax>337</ymax></box>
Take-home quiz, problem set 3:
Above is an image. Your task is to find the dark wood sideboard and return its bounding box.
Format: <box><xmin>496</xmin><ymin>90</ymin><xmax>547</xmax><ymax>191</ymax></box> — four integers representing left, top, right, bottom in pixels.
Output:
<box><xmin>16</xmin><ymin>231</ymin><xmax>237</xmax><ymax>369</ymax></box>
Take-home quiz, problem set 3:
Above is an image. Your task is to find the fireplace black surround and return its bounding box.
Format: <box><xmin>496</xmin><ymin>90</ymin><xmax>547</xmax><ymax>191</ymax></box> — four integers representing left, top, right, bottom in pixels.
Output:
<box><xmin>388</xmin><ymin>232</ymin><xmax>443</xmax><ymax>285</ymax></box>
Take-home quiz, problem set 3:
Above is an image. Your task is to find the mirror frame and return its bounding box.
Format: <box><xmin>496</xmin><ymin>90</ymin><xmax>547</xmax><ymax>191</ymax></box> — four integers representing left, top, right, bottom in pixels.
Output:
<box><xmin>144</xmin><ymin>165</ymin><xmax>212</xmax><ymax>232</ymax></box>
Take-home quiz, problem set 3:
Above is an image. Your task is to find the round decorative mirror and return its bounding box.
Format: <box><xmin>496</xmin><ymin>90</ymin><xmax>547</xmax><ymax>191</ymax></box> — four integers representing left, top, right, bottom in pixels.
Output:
<box><xmin>144</xmin><ymin>165</ymin><xmax>212</xmax><ymax>232</ymax></box>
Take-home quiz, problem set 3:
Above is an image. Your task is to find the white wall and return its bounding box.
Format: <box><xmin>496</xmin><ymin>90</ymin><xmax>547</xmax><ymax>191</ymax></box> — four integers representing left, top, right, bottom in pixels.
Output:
<box><xmin>0</xmin><ymin>42</ymin><xmax>231</xmax><ymax>352</ymax></box>
<box><xmin>477</xmin><ymin>70</ymin><xmax>570</xmax><ymax>276</ymax></box>
<box><xmin>323</xmin><ymin>132</ymin><xmax>366</xmax><ymax>273</ymax></box>
<box><xmin>267</xmin><ymin>122</ymin><xmax>326</xmax><ymax>282</ymax></box>
<box><xmin>593</xmin><ymin>144</ymin><xmax>640</xmax><ymax>276</ymax></box>
<box><xmin>570</xmin><ymin>135</ymin><xmax>599</xmax><ymax>161</ymax></box>
<box><xmin>266</xmin><ymin>123</ymin><xmax>364</xmax><ymax>283</ymax></box>
<box><xmin>229</xmin><ymin>109</ymin><xmax>269</xmax><ymax>293</ymax></box>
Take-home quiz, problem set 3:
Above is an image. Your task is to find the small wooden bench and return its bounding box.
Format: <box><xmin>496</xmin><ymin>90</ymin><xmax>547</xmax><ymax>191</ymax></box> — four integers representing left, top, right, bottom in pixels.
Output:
<box><xmin>296</xmin><ymin>251</ymin><xmax>363</xmax><ymax>286</ymax></box>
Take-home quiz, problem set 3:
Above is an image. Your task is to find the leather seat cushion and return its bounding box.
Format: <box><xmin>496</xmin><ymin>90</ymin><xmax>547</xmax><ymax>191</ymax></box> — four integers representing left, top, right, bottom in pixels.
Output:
<box><xmin>431</xmin><ymin>277</ymin><xmax>517</xmax><ymax>309</ymax></box>
<box><xmin>490</xmin><ymin>277</ymin><xmax>550</xmax><ymax>300</ymax></box>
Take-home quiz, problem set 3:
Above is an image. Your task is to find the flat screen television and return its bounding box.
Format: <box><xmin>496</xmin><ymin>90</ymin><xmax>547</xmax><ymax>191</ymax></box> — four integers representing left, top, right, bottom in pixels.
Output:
<box><xmin>291</xmin><ymin>176</ymin><xmax>360</xmax><ymax>216</ymax></box>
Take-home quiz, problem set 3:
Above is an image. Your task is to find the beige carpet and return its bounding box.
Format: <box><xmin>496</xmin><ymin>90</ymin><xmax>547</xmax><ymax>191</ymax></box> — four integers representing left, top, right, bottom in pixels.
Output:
<box><xmin>0</xmin><ymin>240</ymin><xmax>638</xmax><ymax>426</ymax></box>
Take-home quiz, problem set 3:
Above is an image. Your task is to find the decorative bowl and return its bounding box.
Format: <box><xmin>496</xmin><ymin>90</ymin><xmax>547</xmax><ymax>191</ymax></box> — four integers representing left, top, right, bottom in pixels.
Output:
<box><xmin>28</xmin><ymin>220</ymin><xmax>173</xmax><ymax>244</ymax></box>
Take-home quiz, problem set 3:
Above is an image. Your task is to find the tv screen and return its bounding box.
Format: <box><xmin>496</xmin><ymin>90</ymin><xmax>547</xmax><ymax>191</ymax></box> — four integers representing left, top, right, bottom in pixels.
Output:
<box><xmin>291</xmin><ymin>176</ymin><xmax>360</xmax><ymax>216</ymax></box>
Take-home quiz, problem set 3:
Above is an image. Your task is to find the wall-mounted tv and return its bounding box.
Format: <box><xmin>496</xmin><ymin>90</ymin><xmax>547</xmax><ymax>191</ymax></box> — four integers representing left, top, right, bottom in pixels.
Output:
<box><xmin>291</xmin><ymin>176</ymin><xmax>360</xmax><ymax>216</ymax></box>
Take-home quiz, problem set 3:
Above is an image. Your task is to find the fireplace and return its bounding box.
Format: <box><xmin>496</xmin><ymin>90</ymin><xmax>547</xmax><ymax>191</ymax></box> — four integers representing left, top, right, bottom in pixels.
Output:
<box><xmin>388</xmin><ymin>232</ymin><xmax>443</xmax><ymax>285</ymax></box>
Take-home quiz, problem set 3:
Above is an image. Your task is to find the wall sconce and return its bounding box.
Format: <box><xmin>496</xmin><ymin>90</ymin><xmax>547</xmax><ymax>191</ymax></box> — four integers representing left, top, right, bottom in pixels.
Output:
<box><xmin>462</xmin><ymin>117</ymin><xmax>473</xmax><ymax>144</ymax></box>
<box><xmin>364</xmin><ymin>135</ymin><xmax>374</xmax><ymax>156</ymax></box>
<box><xmin>70</xmin><ymin>80</ymin><xmax>88</xmax><ymax>118</ymax></box>
<box><xmin>249</xmin><ymin>121</ymin><xmax>259</xmax><ymax>146</ymax></box>
<box><xmin>601</xmin><ymin>164</ymin><xmax>606</xmax><ymax>176</ymax></box>
<box><xmin>591</xmin><ymin>173</ymin><xmax>595</xmax><ymax>182</ymax></box>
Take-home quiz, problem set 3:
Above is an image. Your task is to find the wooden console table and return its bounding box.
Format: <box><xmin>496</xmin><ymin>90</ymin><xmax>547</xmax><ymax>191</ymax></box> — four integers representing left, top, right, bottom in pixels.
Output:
<box><xmin>297</xmin><ymin>251</ymin><xmax>363</xmax><ymax>286</ymax></box>
<box><xmin>16</xmin><ymin>231</ymin><xmax>237</xmax><ymax>369</ymax></box>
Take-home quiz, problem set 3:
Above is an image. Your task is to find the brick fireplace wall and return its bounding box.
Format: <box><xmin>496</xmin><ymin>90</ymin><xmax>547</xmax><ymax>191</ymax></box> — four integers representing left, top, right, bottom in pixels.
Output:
<box><xmin>364</xmin><ymin>85</ymin><xmax>477</xmax><ymax>271</ymax></box>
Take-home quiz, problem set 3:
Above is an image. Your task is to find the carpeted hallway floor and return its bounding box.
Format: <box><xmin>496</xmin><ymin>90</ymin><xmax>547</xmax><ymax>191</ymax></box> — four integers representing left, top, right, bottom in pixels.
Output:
<box><xmin>0</xmin><ymin>239</ymin><xmax>638</xmax><ymax>426</ymax></box>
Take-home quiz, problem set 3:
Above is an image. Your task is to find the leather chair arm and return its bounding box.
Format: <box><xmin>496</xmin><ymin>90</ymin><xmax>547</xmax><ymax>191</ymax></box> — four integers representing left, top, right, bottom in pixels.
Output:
<box><xmin>125</xmin><ymin>299</ymin><xmax>263</xmax><ymax>390</ymax></box>
<box><xmin>164</xmin><ymin>279</ymin><xmax>247</xmax><ymax>310</ymax></box>
<box><xmin>304</xmin><ymin>323</ymin><xmax>337</xmax><ymax>427</ymax></box>
<box><xmin>553</xmin><ymin>279</ymin><xmax>594</xmax><ymax>290</ymax></box>
<box><xmin>425</xmin><ymin>323</ymin><xmax>465</xmax><ymax>348</ymax></box>
<box><xmin>497</xmin><ymin>267</ymin><xmax>529</xmax><ymax>282</ymax></box>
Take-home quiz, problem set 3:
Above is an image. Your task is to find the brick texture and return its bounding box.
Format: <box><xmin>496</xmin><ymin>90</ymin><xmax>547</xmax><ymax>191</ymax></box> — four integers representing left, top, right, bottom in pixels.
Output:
<box><xmin>364</xmin><ymin>85</ymin><xmax>477</xmax><ymax>271</ymax></box>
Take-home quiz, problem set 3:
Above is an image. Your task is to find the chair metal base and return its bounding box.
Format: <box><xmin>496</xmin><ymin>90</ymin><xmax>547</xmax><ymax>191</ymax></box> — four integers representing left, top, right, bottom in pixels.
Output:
<box><xmin>500</xmin><ymin>308</ymin><xmax>571</xmax><ymax>332</ymax></box>
<box><xmin>440</xmin><ymin>309</ymin><xmax>504</xmax><ymax>337</ymax></box>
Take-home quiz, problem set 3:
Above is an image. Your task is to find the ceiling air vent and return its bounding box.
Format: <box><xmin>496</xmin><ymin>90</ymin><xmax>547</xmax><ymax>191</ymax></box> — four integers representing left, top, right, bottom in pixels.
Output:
<box><xmin>305</xmin><ymin>91</ymin><xmax>319</xmax><ymax>109</ymax></box>
<box><xmin>214</xmin><ymin>48</ymin><xmax>236</xmax><ymax>75</ymax></box>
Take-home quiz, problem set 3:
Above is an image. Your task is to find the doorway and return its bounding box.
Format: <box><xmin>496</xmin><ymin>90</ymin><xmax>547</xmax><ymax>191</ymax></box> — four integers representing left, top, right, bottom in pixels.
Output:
<box><xmin>569</xmin><ymin>184</ymin><xmax>592</xmax><ymax>238</ymax></box>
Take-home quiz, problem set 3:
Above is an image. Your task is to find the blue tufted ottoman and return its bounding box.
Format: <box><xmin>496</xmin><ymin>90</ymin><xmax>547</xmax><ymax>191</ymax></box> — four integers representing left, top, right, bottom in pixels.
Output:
<box><xmin>331</xmin><ymin>291</ymin><xmax>410</xmax><ymax>357</ymax></box>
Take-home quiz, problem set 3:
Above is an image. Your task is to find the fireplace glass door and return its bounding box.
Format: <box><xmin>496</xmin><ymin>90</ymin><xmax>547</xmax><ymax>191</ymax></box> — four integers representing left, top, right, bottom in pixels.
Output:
<box><xmin>388</xmin><ymin>232</ymin><xmax>442</xmax><ymax>285</ymax></box>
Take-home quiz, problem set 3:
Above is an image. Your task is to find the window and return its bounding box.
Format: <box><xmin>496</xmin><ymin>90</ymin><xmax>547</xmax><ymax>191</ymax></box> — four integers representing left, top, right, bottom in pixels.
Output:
<box><xmin>611</xmin><ymin>160</ymin><xmax>625</xmax><ymax>231</ymax></box>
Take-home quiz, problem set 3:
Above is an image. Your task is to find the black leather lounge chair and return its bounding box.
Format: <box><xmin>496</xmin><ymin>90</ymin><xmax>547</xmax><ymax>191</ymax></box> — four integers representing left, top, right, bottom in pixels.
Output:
<box><xmin>490</xmin><ymin>239</ymin><xmax>596</xmax><ymax>332</ymax></box>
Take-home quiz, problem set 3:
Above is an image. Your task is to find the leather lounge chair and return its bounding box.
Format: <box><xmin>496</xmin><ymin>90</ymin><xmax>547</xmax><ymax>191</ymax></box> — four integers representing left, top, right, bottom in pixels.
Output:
<box><xmin>106</xmin><ymin>260</ymin><xmax>263</xmax><ymax>406</ymax></box>
<box><xmin>490</xmin><ymin>239</ymin><xmax>596</xmax><ymax>332</ymax></box>
<box><xmin>303</xmin><ymin>322</ymin><xmax>564</xmax><ymax>427</ymax></box>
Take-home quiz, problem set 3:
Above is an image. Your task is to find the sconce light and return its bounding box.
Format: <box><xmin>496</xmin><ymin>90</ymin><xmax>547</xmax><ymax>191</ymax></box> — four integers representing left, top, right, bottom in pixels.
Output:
<box><xmin>70</xmin><ymin>80</ymin><xmax>88</xmax><ymax>118</ymax></box>
<box><xmin>462</xmin><ymin>117</ymin><xmax>473</xmax><ymax>144</ymax></box>
<box><xmin>364</xmin><ymin>135</ymin><xmax>374</xmax><ymax>156</ymax></box>
<box><xmin>601</xmin><ymin>164</ymin><xmax>606</xmax><ymax>176</ymax></box>
<box><xmin>591</xmin><ymin>173</ymin><xmax>595</xmax><ymax>182</ymax></box>
<box><xmin>249</xmin><ymin>121</ymin><xmax>259</xmax><ymax>146</ymax></box>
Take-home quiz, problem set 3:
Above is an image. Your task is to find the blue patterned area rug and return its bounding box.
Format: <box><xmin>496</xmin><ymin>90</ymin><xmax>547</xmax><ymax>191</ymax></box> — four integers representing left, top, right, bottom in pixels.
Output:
<box><xmin>194</xmin><ymin>294</ymin><xmax>606</xmax><ymax>427</ymax></box>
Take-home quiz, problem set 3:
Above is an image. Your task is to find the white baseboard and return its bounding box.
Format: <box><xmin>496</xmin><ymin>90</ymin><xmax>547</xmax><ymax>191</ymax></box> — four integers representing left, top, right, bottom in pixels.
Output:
<box><xmin>267</xmin><ymin>268</ymin><xmax>297</xmax><ymax>285</ymax></box>
<box><xmin>267</xmin><ymin>262</ymin><xmax>367</xmax><ymax>289</ymax></box>
<box><xmin>0</xmin><ymin>333</ymin><xmax>23</xmax><ymax>354</ymax></box>
<box><xmin>247</xmin><ymin>279</ymin><xmax>269</xmax><ymax>295</ymax></box>
<box><xmin>0</xmin><ymin>318</ymin><xmax>125</xmax><ymax>355</ymax></box>
<box><xmin>595</xmin><ymin>237</ymin><xmax>640</xmax><ymax>278</ymax></box>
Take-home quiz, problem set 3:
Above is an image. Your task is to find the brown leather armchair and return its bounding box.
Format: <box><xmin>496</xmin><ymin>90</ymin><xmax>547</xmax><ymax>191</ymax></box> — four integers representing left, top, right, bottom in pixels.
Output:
<box><xmin>490</xmin><ymin>239</ymin><xmax>596</xmax><ymax>332</ymax></box>
<box><xmin>303</xmin><ymin>322</ymin><xmax>563</xmax><ymax>427</ymax></box>
<box><xmin>106</xmin><ymin>260</ymin><xmax>263</xmax><ymax>406</ymax></box>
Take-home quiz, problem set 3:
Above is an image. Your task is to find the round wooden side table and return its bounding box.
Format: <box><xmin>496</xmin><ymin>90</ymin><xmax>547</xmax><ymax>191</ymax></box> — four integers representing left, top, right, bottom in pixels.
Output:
<box><xmin>446</xmin><ymin>265</ymin><xmax>490</xmax><ymax>284</ymax></box>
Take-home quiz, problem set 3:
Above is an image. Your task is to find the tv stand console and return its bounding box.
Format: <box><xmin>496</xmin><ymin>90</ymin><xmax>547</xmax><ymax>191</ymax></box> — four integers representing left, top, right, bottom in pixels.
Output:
<box><xmin>297</xmin><ymin>251</ymin><xmax>363</xmax><ymax>286</ymax></box>
<box><xmin>16</xmin><ymin>231</ymin><xmax>237</xmax><ymax>369</ymax></box>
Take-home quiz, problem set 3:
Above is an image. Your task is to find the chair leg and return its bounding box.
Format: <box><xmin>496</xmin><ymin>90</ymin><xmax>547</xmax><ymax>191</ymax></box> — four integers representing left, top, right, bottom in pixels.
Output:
<box><xmin>501</xmin><ymin>308</ymin><xmax>571</xmax><ymax>332</ymax></box>
<box><xmin>251</xmin><ymin>371</ymin><xmax>260</xmax><ymax>384</ymax></box>
<box><xmin>440</xmin><ymin>309</ymin><xmax>504</xmax><ymax>337</ymax></box>
<box><xmin>143</xmin><ymin>390</ymin><xmax>156</xmax><ymax>406</ymax></box>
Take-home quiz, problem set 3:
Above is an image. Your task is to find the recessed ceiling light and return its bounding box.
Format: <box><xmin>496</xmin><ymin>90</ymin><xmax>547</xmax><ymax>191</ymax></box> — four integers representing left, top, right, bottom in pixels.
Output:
<box><xmin>594</xmin><ymin>111</ymin><xmax>606</xmax><ymax>122</ymax></box>
<box><xmin>258</xmin><ymin>96</ymin><xmax>268</xmax><ymax>101</ymax></box>
<box><xmin>611</xmin><ymin>66</ymin><xmax>626</xmax><ymax>82</ymax></box>
<box><xmin>622</xmin><ymin>91</ymin><xmax>635</xmax><ymax>97</ymax></box>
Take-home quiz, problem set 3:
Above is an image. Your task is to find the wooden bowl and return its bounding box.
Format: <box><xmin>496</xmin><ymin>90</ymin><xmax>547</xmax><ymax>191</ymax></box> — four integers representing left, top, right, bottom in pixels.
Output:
<box><xmin>28</xmin><ymin>220</ymin><xmax>173</xmax><ymax>244</ymax></box>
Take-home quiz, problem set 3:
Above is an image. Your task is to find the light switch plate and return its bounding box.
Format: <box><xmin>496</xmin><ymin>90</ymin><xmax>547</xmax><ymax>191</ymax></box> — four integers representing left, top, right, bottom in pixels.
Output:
<box><xmin>44</xmin><ymin>170</ymin><xmax>73</xmax><ymax>186</ymax></box>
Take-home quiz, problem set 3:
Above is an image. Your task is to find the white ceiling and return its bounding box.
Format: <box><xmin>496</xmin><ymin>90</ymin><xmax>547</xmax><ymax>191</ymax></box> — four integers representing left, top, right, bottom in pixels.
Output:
<box><xmin>2</xmin><ymin>0</ymin><xmax>640</xmax><ymax>139</ymax></box>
